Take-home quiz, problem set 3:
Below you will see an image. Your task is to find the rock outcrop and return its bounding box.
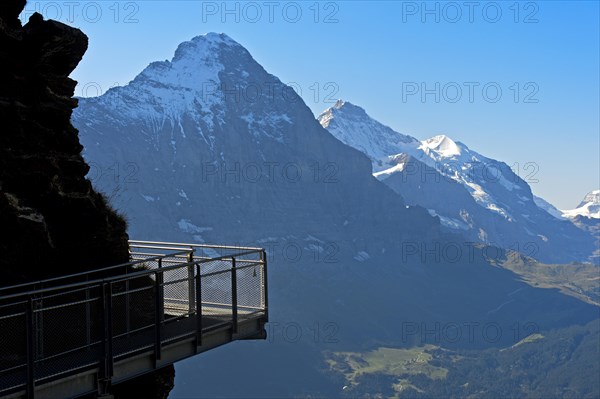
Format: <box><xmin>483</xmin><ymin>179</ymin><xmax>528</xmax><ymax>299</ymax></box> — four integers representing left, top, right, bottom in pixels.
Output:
<box><xmin>0</xmin><ymin>3</ymin><xmax>174</xmax><ymax>397</ymax></box>
<box><xmin>0</xmin><ymin>1</ymin><xmax>129</xmax><ymax>286</ymax></box>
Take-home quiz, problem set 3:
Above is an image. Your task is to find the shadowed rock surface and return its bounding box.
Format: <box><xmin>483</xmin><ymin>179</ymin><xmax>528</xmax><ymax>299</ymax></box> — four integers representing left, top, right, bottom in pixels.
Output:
<box><xmin>0</xmin><ymin>2</ymin><xmax>175</xmax><ymax>397</ymax></box>
<box><xmin>0</xmin><ymin>0</ymin><xmax>129</xmax><ymax>286</ymax></box>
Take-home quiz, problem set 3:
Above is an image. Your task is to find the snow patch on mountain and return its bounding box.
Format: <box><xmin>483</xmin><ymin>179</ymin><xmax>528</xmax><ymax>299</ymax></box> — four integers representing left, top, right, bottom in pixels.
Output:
<box><xmin>142</xmin><ymin>194</ymin><xmax>157</xmax><ymax>202</ymax></box>
<box><xmin>242</xmin><ymin>112</ymin><xmax>292</xmax><ymax>143</ymax></box>
<box><xmin>373</xmin><ymin>163</ymin><xmax>406</xmax><ymax>178</ymax></box>
<box><xmin>533</xmin><ymin>195</ymin><xmax>566</xmax><ymax>220</ymax></box>
<box><xmin>178</xmin><ymin>190</ymin><xmax>189</xmax><ymax>200</ymax></box>
<box><xmin>353</xmin><ymin>251</ymin><xmax>371</xmax><ymax>262</ymax></box>
<box><xmin>427</xmin><ymin>209</ymin><xmax>470</xmax><ymax>230</ymax></box>
<box><xmin>178</xmin><ymin>219</ymin><xmax>213</xmax><ymax>234</ymax></box>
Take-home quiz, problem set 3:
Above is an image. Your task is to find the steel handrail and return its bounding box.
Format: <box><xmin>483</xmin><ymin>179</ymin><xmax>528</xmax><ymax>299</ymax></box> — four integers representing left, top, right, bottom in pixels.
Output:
<box><xmin>0</xmin><ymin>238</ymin><xmax>263</xmax><ymax>297</ymax></box>
<box><xmin>129</xmin><ymin>240</ymin><xmax>263</xmax><ymax>252</ymax></box>
<box><xmin>0</xmin><ymin>249</ymin><xmax>192</xmax><ymax>296</ymax></box>
<box><xmin>0</xmin><ymin>253</ymin><xmax>264</xmax><ymax>301</ymax></box>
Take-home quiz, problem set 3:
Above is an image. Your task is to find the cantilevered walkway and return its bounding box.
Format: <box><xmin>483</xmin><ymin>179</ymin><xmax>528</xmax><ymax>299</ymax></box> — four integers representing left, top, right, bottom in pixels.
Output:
<box><xmin>0</xmin><ymin>241</ymin><xmax>268</xmax><ymax>398</ymax></box>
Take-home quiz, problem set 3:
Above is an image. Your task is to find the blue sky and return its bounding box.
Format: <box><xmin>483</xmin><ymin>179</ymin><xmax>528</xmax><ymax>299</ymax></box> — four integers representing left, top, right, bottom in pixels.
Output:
<box><xmin>21</xmin><ymin>1</ymin><xmax>599</xmax><ymax>209</ymax></box>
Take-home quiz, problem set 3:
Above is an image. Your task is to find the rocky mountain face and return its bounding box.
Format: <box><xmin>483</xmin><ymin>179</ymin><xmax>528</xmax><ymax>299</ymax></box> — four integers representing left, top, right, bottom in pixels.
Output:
<box><xmin>74</xmin><ymin>33</ymin><xmax>438</xmax><ymax>247</ymax></box>
<box><xmin>75</xmin><ymin>33</ymin><xmax>598</xmax><ymax>397</ymax></box>
<box><xmin>319</xmin><ymin>101</ymin><xmax>597</xmax><ymax>264</ymax></box>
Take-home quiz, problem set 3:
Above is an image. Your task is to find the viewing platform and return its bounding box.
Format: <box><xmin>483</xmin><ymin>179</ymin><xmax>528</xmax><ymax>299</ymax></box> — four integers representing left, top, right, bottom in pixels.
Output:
<box><xmin>0</xmin><ymin>241</ymin><xmax>269</xmax><ymax>398</ymax></box>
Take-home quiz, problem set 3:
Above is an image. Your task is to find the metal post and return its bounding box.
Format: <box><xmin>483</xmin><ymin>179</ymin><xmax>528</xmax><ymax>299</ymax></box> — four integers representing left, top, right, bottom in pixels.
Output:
<box><xmin>125</xmin><ymin>279</ymin><xmax>130</xmax><ymax>335</ymax></box>
<box><xmin>187</xmin><ymin>251</ymin><xmax>195</xmax><ymax>314</ymax></box>
<box><xmin>262</xmin><ymin>250</ymin><xmax>269</xmax><ymax>322</ymax></box>
<box><xmin>26</xmin><ymin>298</ymin><xmax>35</xmax><ymax>399</ymax></box>
<box><xmin>106</xmin><ymin>284</ymin><xmax>114</xmax><ymax>378</ymax></box>
<box><xmin>85</xmin><ymin>287</ymin><xmax>91</xmax><ymax>346</ymax></box>
<box><xmin>231</xmin><ymin>257</ymin><xmax>238</xmax><ymax>335</ymax></box>
<box><xmin>195</xmin><ymin>263</ymin><xmax>202</xmax><ymax>350</ymax></box>
<box><xmin>99</xmin><ymin>283</ymin><xmax>113</xmax><ymax>396</ymax></box>
<box><xmin>34</xmin><ymin>298</ymin><xmax>43</xmax><ymax>360</ymax></box>
<box><xmin>154</xmin><ymin>270</ymin><xmax>163</xmax><ymax>366</ymax></box>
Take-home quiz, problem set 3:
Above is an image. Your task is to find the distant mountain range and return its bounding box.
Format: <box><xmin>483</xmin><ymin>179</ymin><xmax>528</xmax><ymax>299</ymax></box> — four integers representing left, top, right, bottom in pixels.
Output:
<box><xmin>72</xmin><ymin>33</ymin><xmax>598</xmax><ymax>397</ymax></box>
<box><xmin>319</xmin><ymin>100</ymin><xmax>598</xmax><ymax>264</ymax></box>
<box><xmin>534</xmin><ymin>190</ymin><xmax>600</xmax><ymax>221</ymax></box>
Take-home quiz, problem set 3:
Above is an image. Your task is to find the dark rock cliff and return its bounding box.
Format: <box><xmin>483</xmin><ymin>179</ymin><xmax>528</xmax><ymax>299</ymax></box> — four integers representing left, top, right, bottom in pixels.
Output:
<box><xmin>0</xmin><ymin>1</ymin><xmax>130</xmax><ymax>286</ymax></box>
<box><xmin>0</xmin><ymin>2</ymin><xmax>174</xmax><ymax>397</ymax></box>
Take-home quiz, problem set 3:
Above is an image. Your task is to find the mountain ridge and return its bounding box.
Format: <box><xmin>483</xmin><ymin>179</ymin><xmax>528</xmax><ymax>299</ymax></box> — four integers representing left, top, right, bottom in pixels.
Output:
<box><xmin>73</xmin><ymin>32</ymin><xmax>598</xmax><ymax>397</ymax></box>
<box><xmin>319</xmin><ymin>100</ymin><xmax>597</xmax><ymax>264</ymax></box>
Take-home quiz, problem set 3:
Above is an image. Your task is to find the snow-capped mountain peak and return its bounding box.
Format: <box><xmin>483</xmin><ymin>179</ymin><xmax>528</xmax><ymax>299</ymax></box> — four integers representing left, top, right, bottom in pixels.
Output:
<box><xmin>76</xmin><ymin>32</ymin><xmax>297</xmax><ymax>144</ymax></box>
<box><xmin>563</xmin><ymin>190</ymin><xmax>600</xmax><ymax>219</ymax></box>
<box><xmin>420</xmin><ymin>134</ymin><xmax>462</xmax><ymax>158</ymax></box>
<box><xmin>135</xmin><ymin>33</ymin><xmax>236</xmax><ymax>90</ymax></box>
<box><xmin>333</xmin><ymin>99</ymin><xmax>346</xmax><ymax>109</ymax></box>
<box><xmin>85</xmin><ymin>32</ymin><xmax>248</xmax><ymax>126</ymax></box>
<box><xmin>579</xmin><ymin>190</ymin><xmax>600</xmax><ymax>208</ymax></box>
<box><xmin>133</xmin><ymin>33</ymin><xmax>254</xmax><ymax>94</ymax></box>
<box><xmin>319</xmin><ymin>100</ymin><xmax>372</xmax><ymax>127</ymax></box>
<box><xmin>317</xmin><ymin>101</ymin><xmax>419</xmax><ymax>171</ymax></box>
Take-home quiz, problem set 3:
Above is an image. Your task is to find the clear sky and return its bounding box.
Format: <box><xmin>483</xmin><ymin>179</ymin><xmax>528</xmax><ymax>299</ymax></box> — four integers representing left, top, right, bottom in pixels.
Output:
<box><xmin>20</xmin><ymin>1</ymin><xmax>599</xmax><ymax>209</ymax></box>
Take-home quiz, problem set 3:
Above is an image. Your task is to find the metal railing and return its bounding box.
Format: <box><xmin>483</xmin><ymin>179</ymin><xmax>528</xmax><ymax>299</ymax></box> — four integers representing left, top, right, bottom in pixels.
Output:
<box><xmin>0</xmin><ymin>241</ymin><xmax>268</xmax><ymax>398</ymax></box>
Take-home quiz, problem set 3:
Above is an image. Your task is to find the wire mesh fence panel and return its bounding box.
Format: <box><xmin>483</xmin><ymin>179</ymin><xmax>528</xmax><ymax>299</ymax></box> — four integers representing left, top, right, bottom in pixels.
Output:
<box><xmin>162</xmin><ymin>268</ymin><xmax>199</xmax><ymax>342</ymax></box>
<box><xmin>259</xmin><ymin>262</ymin><xmax>266</xmax><ymax>310</ymax></box>
<box><xmin>201</xmin><ymin>267</ymin><xmax>233</xmax><ymax>325</ymax></box>
<box><xmin>235</xmin><ymin>263</ymin><xmax>264</xmax><ymax>316</ymax></box>
<box><xmin>34</xmin><ymin>285</ymin><xmax>104</xmax><ymax>380</ymax></box>
<box><xmin>162</xmin><ymin>265</ymin><xmax>194</xmax><ymax>318</ymax></box>
<box><xmin>0</xmin><ymin>303</ymin><xmax>27</xmax><ymax>369</ymax></box>
<box><xmin>0</xmin><ymin>303</ymin><xmax>27</xmax><ymax>393</ymax></box>
<box><xmin>135</xmin><ymin>259</ymin><xmax>160</xmax><ymax>270</ymax></box>
<box><xmin>198</xmin><ymin>258</ymin><xmax>234</xmax><ymax>275</ymax></box>
<box><xmin>110</xmin><ymin>282</ymin><xmax>128</xmax><ymax>338</ymax></box>
<box><xmin>111</xmin><ymin>276</ymin><xmax>156</xmax><ymax>357</ymax></box>
<box><xmin>162</xmin><ymin>254</ymin><xmax>190</xmax><ymax>267</ymax></box>
<box><xmin>0</xmin><ymin>370</ymin><xmax>25</xmax><ymax>397</ymax></box>
<box><xmin>40</xmin><ymin>340</ymin><xmax>103</xmax><ymax>379</ymax></box>
<box><xmin>38</xmin><ymin>289</ymin><xmax>99</xmax><ymax>352</ymax></box>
